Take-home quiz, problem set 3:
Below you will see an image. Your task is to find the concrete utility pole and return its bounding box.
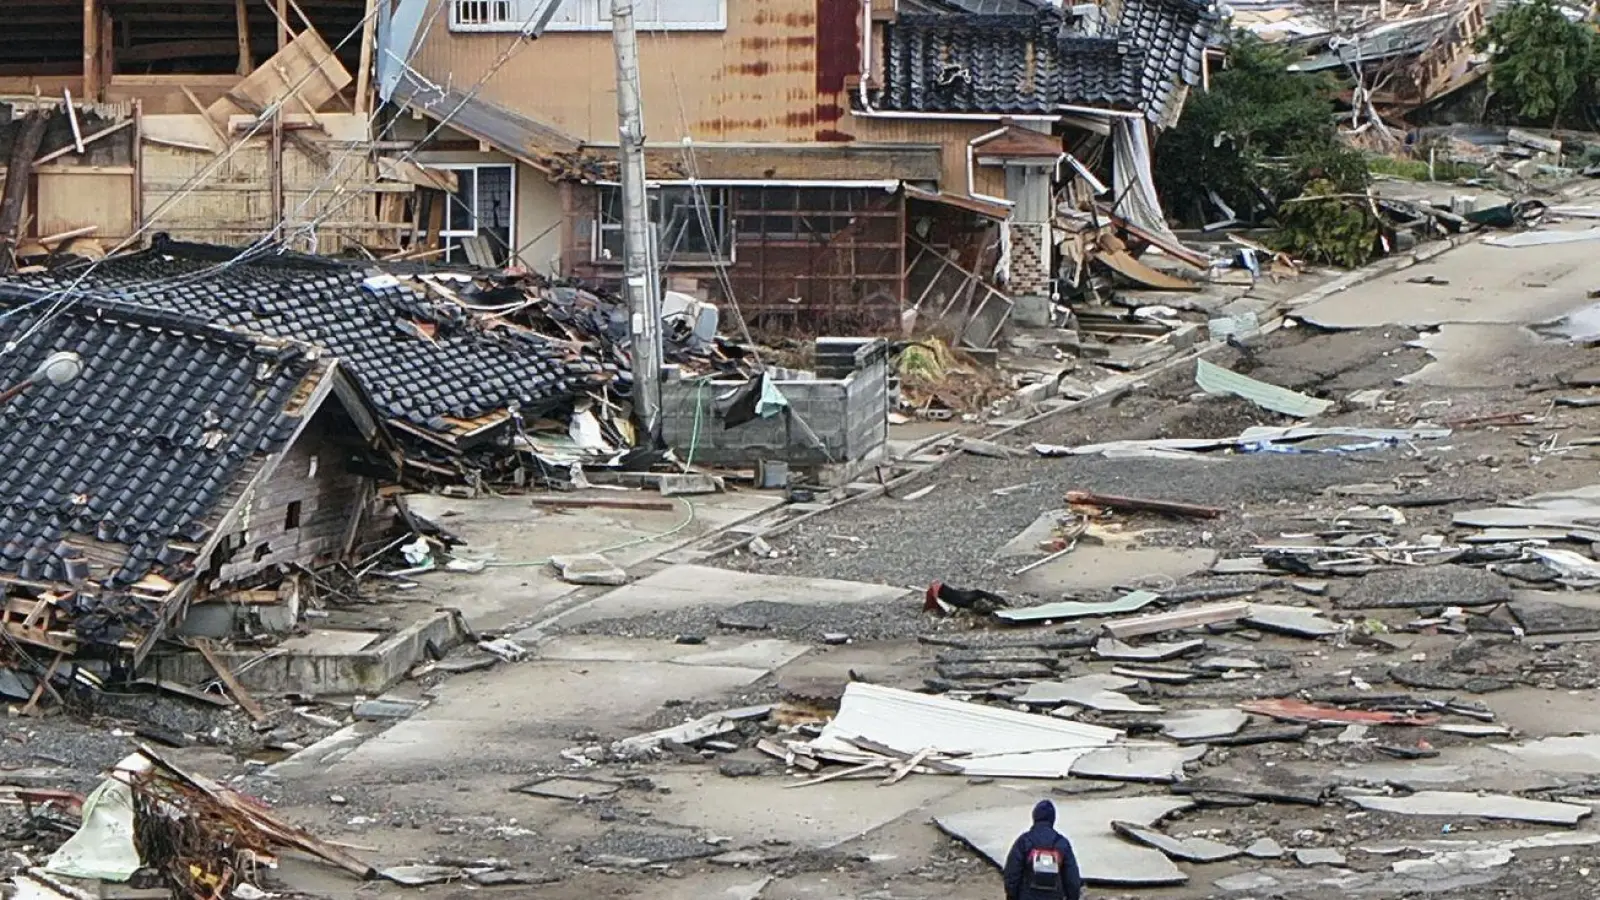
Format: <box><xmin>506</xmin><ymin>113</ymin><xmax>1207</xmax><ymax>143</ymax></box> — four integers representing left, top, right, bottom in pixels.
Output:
<box><xmin>611</xmin><ymin>0</ymin><xmax>664</xmax><ymax>441</ymax></box>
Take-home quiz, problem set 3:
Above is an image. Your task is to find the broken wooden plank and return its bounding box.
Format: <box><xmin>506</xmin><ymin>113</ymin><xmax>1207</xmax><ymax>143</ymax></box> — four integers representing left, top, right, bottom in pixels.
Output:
<box><xmin>838</xmin><ymin>735</ymin><xmax>964</xmax><ymax>773</ymax></box>
<box><xmin>784</xmin><ymin>760</ymin><xmax>890</xmax><ymax>788</ymax></box>
<box><xmin>61</xmin><ymin>89</ymin><xmax>85</xmax><ymax>155</ymax></box>
<box><xmin>1066</xmin><ymin>490</ymin><xmax>1223</xmax><ymax>520</ymax></box>
<box><xmin>0</xmin><ymin>109</ymin><xmax>50</xmax><ymax>273</ymax></box>
<box><xmin>36</xmin><ymin>225</ymin><xmax>97</xmax><ymax>247</ymax></box>
<box><xmin>194</xmin><ymin>640</ymin><xmax>266</xmax><ymax>722</ymax></box>
<box><xmin>882</xmin><ymin>747</ymin><xmax>934</xmax><ymax>785</ymax></box>
<box><xmin>755</xmin><ymin>737</ymin><xmax>819</xmax><ymax>771</ymax></box>
<box><xmin>20</xmin><ymin>652</ymin><xmax>65</xmax><ymax>716</ymax></box>
<box><xmin>529</xmin><ymin>495</ymin><xmax>676</xmax><ymax>512</ymax></box>
<box><xmin>181</xmin><ymin>84</ymin><xmax>231</xmax><ymax>149</ymax></box>
<box><xmin>1101</xmin><ymin>602</ymin><xmax>1252</xmax><ymax>639</ymax></box>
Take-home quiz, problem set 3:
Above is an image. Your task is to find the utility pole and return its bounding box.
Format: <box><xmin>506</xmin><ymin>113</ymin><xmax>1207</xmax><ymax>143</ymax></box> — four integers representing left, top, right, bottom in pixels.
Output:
<box><xmin>612</xmin><ymin>0</ymin><xmax>664</xmax><ymax>441</ymax></box>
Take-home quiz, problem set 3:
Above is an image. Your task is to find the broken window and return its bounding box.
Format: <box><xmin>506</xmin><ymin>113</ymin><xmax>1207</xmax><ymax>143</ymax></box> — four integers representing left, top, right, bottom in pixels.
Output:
<box><xmin>450</xmin><ymin>0</ymin><xmax>725</xmax><ymax>32</ymax></box>
<box><xmin>596</xmin><ymin>186</ymin><xmax>731</xmax><ymax>266</ymax></box>
<box><xmin>284</xmin><ymin>501</ymin><xmax>302</xmax><ymax>531</ymax></box>
<box><xmin>735</xmin><ymin>188</ymin><xmax>861</xmax><ymax>242</ymax></box>
<box><xmin>418</xmin><ymin>164</ymin><xmax>515</xmax><ymax>266</ymax></box>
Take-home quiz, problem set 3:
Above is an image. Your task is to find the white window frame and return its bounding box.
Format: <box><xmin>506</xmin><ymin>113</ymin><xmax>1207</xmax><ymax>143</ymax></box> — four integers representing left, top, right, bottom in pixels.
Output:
<box><xmin>449</xmin><ymin>0</ymin><xmax>727</xmax><ymax>33</ymax></box>
<box><xmin>419</xmin><ymin>162</ymin><xmax>518</xmax><ymax>266</ymax></box>
<box><xmin>594</xmin><ymin>185</ymin><xmax>733</xmax><ymax>267</ymax></box>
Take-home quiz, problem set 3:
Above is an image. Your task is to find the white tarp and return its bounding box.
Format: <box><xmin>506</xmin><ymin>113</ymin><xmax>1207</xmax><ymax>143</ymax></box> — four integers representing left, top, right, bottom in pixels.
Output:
<box><xmin>807</xmin><ymin>682</ymin><xmax>1120</xmax><ymax>778</ymax></box>
<box><xmin>45</xmin><ymin>754</ymin><xmax>150</xmax><ymax>882</ymax></box>
<box><xmin>1111</xmin><ymin>119</ymin><xmax>1178</xmax><ymax>242</ymax></box>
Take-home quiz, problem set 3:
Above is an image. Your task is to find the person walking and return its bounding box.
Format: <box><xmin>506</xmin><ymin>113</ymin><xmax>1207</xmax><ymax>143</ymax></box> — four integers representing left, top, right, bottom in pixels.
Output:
<box><xmin>1003</xmin><ymin>800</ymin><xmax>1083</xmax><ymax>900</ymax></box>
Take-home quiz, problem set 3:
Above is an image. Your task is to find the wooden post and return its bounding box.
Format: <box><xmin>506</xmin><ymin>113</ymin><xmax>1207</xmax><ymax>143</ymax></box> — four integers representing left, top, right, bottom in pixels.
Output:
<box><xmin>236</xmin><ymin>0</ymin><xmax>253</xmax><ymax>75</ymax></box>
<box><xmin>82</xmin><ymin>0</ymin><xmax>100</xmax><ymax>100</ymax></box>
<box><xmin>99</xmin><ymin>7</ymin><xmax>114</xmax><ymax>89</ymax></box>
<box><xmin>277</xmin><ymin>0</ymin><xmax>289</xmax><ymax>50</ymax></box>
<box><xmin>270</xmin><ymin>109</ymin><xmax>285</xmax><ymax>242</ymax></box>
<box><xmin>354</xmin><ymin>0</ymin><xmax>378</xmax><ymax>115</ymax></box>
<box><xmin>0</xmin><ymin>110</ymin><xmax>52</xmax><ymax>274</ymax></box>
<box><xmin>132</xmin><ymin>99</ymin><xmax>144</xmax><ymax>238</ymax></box>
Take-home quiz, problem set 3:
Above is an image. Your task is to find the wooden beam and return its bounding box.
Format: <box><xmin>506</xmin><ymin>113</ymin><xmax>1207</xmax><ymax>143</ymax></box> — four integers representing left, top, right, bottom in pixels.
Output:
<box><xmin>98</xmin><ymin>6</ymin><xmax>114</xmax><ymax>85</ymax></box>
<box><xmin>236</xmin><ymin>0</ymin><xmax>253</xmax><ymax>75</ymax></box>
<box><xmin>528</xmin><ymin>496</ymin><xmax>677</xmax><ymax>512</ymax></box>
<box><xmin>270</xmin><ymin>108</ymin><xmax>284</xmax><ymax>235</ymax></box>
<box><xmin>20</xmin><ymin>653</ymin><xmax>67</xmax><ymax>717</ymax></box>
<box><xmin>33</xmin><ymin>113</ymin><xmax>134</xmax><ymax>165</ymax></box>
<box><xmin>354</xmin><ymin>0</ymin><xmax>376</xmax><ymax>115</ymax></box>
<box><xmin>181</xmin><ymin>83</ymin><xmax>231</xmax><ymax>149</ymax></box>
<box><xmin>0</xmin><ymin>110</ymin><xmax>51</xmax><ymax>274</ymax></box>
<box><xmin>62</xmin><ymin>89</ymin><xmax>85</xmax><ymax>155</ymax></box>
<box><xmin>82</xmin><ymin>0</ymin><xmax>100</xmax><ymax>100</ymax></box>
<box><xmin>195</xmin><ymin>639</ymin><xmax>267</xmax><ymax>722</ymax></box>
<box><xmin>120</xmin><ymin>39</ymin><xmax>253</xmax><ymax>64</ymax></box>
<box><xmin>277</xmin><ymin>0</ymin><xmax>289</xmax><ymax>50</ymax></box>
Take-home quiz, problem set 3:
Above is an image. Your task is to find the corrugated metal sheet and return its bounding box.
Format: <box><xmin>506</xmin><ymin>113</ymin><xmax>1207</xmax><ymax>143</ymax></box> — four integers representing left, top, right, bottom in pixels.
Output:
<box><xmin>807</xmin><ymin>682</ymin><xmax>1122</xmax><ymax>778</ymax></box>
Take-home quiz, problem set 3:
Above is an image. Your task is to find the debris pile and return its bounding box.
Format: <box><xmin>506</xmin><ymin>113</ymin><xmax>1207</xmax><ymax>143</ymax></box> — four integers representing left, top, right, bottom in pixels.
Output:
<box><xmin>2</xmin><ymin>237</ymin><xmax>763</xmax><ymax>487</ymax></box>
<box><xmin>13</xmin><ymin>747</ymin><xmax>371</xmax><ymax>899</ymax></box>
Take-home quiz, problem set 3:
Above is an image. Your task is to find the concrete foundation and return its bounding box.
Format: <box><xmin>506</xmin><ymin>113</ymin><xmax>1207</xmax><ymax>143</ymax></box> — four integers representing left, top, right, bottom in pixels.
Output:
<box><xmin>143</xmin><ymin>610</ymin><xmax>472</xmax><ymax>696</ymax></box>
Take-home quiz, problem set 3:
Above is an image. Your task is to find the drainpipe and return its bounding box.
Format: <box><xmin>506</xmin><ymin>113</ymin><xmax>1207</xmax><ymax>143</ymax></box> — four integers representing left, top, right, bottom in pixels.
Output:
<box><xmin>859</xmin><ymin>0</ymin><xmax>874</xmax><ymax>114</ymax></box>
<box><xmin>967</xmin><ymin>127</ymin><xmax>1015</xmax><ymax>210</ymax></box>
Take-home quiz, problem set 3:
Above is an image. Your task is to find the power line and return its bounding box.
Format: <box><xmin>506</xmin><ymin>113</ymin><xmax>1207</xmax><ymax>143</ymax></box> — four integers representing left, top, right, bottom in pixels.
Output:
<box><xmin>275</xmin><ymin>4</ymin><xmax>566</xmax><ymax>256</ymax></box>
<box><xmin>3</xmin><ymin>1</ymin><xmax>387</xmax><ymax>355</ymax></box>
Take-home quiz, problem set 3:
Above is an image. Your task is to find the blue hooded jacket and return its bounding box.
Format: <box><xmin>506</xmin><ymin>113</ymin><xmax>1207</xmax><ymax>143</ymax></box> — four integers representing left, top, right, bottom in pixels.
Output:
<box><xmin>1002</xmin><ymin>800</ymin><xmax>1083</xmax><ymax>900</ymax></box>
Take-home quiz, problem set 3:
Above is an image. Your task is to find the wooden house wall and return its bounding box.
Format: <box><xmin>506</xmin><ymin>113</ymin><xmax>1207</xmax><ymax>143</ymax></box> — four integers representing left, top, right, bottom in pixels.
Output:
<box><xmin>208</xmin><ymin>402</ymin><xmax>370</xmax><ymax>587</ymax></box>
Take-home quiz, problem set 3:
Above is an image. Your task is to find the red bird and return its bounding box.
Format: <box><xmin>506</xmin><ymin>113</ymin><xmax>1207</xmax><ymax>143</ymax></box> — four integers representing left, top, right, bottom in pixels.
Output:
<box><xmin>925</xmin><ymin>580</ymin><xmax>1010</xmax><ymax>616</ymax></box>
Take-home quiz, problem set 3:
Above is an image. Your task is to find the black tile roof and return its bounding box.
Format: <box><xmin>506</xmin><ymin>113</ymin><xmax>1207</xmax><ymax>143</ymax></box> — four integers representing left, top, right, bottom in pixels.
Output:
<box><xmin>0</xmin><ymin>294</ymin><xmax>324</xmax><ymax>592</ymax></box>
<box><xmin>901</xmin><ymin>0</ymin><xmax>1054</xmax><ymax>15</ymax></box>
<box><xmin>872</xmin><ymin>1</ymin><xmax>1217</xmax><ymax>122</ymax></box>
<box><xmin>5</xmin><ymin>238</ymin><xmax>617</xmax><ymax>437</ymax></box>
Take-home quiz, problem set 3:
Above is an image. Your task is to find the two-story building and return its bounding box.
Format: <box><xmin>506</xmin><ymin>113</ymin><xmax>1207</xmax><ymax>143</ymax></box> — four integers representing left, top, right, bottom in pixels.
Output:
<box><xmin>380</xmin><ymin>0</ymin><xmax>1216</xmax><ymax>336</ymax></box>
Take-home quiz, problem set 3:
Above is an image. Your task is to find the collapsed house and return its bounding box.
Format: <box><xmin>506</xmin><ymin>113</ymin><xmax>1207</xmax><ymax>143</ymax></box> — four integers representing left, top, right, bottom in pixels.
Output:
<box><xmin>6</xmin><ymin>238</ymin><xmax>635</xmax><ymax>483</ymax></box>
<box><xmin>1231</xmin><ymin>0</ymin><xmax>1490</xmax><ymax>120</ymax></box>
<box><xmin>0</xmin><ymin>288</ymin><xmax>396</xmax><ymax>689</ymax></box>
<box><xmin>383</xmin><ymin>0</ymin><xmax>1219</xmax><ymax>344</ymax></box>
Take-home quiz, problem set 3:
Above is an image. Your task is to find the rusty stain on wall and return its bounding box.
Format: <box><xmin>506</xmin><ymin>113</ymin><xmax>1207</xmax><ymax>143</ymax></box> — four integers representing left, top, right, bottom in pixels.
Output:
<box><xmin>407</xmin><ymin>0</ymin><xmax>1011</xmax><ymax>195</ymax></box>
<box><xmin>813</xmin><ymin>0</ymin><xmax>857</xmax><ymax>140</ymax></box>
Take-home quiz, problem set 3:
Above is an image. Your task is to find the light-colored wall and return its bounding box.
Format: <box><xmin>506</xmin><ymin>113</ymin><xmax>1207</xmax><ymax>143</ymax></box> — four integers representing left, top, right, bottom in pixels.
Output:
<box><xmin>408</xmin><ymin>0</ymin><xmax>1010</xmax><ymax>198</ymax></box>
<box><xmin>515</xmin><ymin>163</ymin><xmax>564</xmax><ymax>275</ymax></box>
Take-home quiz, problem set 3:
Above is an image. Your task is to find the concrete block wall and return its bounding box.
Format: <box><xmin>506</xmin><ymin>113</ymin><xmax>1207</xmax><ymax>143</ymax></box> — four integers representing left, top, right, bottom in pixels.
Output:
<box><xmin>662</xmin><ymin>338</ymin><xmax>889</xmax><ymax>471</ymax></box>
<box><xmin>1009</xmin><ymin>221</ymin><xmax>1051</xmax><ymax>297</ymax></box>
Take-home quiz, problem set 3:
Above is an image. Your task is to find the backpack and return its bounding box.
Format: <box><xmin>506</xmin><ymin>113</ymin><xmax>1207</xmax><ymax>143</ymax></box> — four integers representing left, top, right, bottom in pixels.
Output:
<box><xmin>1027</xmin><ymin>846</ymin><xmax>1064</xmax><ymax>893</ymax></box>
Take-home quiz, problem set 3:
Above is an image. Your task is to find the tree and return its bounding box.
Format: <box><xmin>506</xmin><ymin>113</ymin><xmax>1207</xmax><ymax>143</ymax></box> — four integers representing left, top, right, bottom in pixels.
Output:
<box><xmin>1155</xmin><ymin>34</ymin><xmax>1367</xmax><ymax>227</ymax></box>
<box><xmin>1479</xmin><ymin>0</ymin><xmax>1599</xmax><ymax>125</ymax></box>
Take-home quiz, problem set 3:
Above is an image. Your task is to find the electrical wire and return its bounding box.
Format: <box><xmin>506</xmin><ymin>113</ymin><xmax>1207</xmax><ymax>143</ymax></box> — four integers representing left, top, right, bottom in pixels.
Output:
<box><xmin>276</xmin><ymin>3</ymin><xmax>561</xmax><ymax>253</ymax></box>
<box><xmin>0</xmin><ymin>0</ymin><xmax>388</xmax><ymax>356</ymax></box>
<box><xmin>644</xmin><ymin>24</ymin><xmax>759</xmax><ymax>351</ymax></box>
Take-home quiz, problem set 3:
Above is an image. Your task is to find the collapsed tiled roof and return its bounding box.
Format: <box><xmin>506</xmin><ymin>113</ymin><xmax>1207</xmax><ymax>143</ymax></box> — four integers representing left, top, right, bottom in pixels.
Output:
<box><xmin>0</xmin><ymin>294</ymin><xmax>328</xmax><ymax>592</ymax></box>
<box><xmin>872</xmin><ymin>1</ymin><xmax>1217</xmax><ymax>122</ymax></box>
<box><xmin>899</xmin><ymin>0</ymin><xmax>1055</xmax><ymax>15</ymax></box>
<box><xmin>878</xmin><ymin>15</ymin><xmax>1142</xmax><ymax>113</ymax></box>
<box><xmin>1113</xmin><ymin>0</ymin><xmax>1215</xmax><ymax>121</ymax></box>
<box><xmin>7</xmin><ymin>239</ymin><xmax>618</xmax><ymax>444</ymax></box>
